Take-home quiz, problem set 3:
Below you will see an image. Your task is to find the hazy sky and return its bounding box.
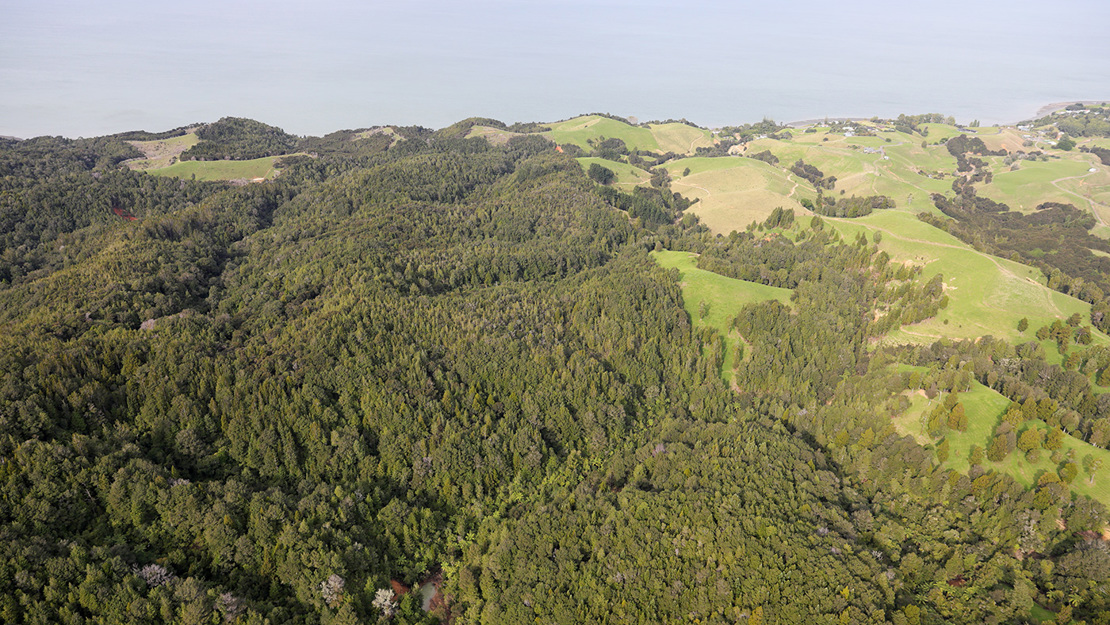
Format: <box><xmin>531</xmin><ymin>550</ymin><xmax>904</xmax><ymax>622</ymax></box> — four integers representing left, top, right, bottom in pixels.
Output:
<box><xmin>2</xmin><ymin>0</ymin><xmax>1109</xmax><ymax>138</ymax></box>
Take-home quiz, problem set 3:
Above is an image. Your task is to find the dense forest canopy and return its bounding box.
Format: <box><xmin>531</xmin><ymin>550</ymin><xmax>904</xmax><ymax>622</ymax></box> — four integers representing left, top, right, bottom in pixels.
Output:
<box><xmin>181</xmin><ymin>117</ymin><xmax>301</xmax><ymax>161</ymax></box>
<box><xmin>2</xmin><ymin>115</ymin><xmax>1110</xmax><ymax>625</ymax></box>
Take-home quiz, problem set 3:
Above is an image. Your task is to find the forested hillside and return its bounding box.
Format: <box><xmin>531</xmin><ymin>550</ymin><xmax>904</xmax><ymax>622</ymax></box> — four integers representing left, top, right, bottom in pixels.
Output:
<box><xmin>2</xmin><ymin>118</ymin><xmax>1109</xmax><ymax>625</ymax></box>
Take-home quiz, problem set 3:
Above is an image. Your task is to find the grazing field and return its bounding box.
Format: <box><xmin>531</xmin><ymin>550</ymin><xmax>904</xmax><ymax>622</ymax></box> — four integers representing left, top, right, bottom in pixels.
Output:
<box><xmin>125</xmin><ymin>132</ymin><xmax>200</xmax><ymax>170</ymax></box>
<box><xmin>978</xmin><ymin>156</ymin><xmax>1107</xmax><ymax>213</ymax></box>
<box><xmin>543</xmin><ymin>115</ymin><xmax>660</xmax><ymax>152</ymax></box>
<box><xmin>663</xmin><ymin>157</ymin><xmax>809</xmax><ymax>232</ymax></box>
<box><xmin>144</xmin><ymin>155</ymin><xmax>292</xmax><ymax>181</ymax></box>
<box><xmin>652</xmin><ymin>250</ymin><xmax>792</xmax><ymax>380</ymax></box>
<box><xmin>988</xmin><ymin>419</ymin><xmax>1110</xmax><ymax>505</ymax></box>
<box><xmin>824</xmin><ymin>210</ymin><xmax>1109</xmax><ymax>352</ymax></box>
<box><xmin>892</xmin><ymin>377</ymin><xmax>1009</xmax><ymax>466</ymax></box>
<box><xmin>466</xmin><ymin>125</ymin><xmax>524</xmax><ymax>145</ymax></box>
<box><xmin>575</xmin><ymin>157</ymin><xmax>650</xmax><ymax>187</ymax></box>
<box><xmin>918</xmin><ymin>123</ymin><xmax>964</xmax><ymax>142</ymax></box>
<box><xmin>623</xmin><ymin>120</ymin><xmax>1110</xmax><ymax>362</ymax></box>
<box><xmin>742</xmin><ymin>134</ymin><xmax>954</xmax><ymax>214</ymax></box>
<box><xmin>894</xmin><ymin>379</ymin><xmax>1110</xmax><ymax>506</ymax></box>
<box><xmin>543</xmin><ymin>116</ymin><xmax>715</xmax><ymax>155</ymax></box>
<box><xmin>355</xmin><ymin>127</ymin><xmax>399</xmax><ymax>145</ymax></box>
<box><xmin>649</xmin><ymin>122</ymin><xmax>714</xmax><ymax>153</ymax></box>
<box><xmin>974</xmin><ymin>126</ymin><xmax>1025</xmax><ymax>152</ymax></box>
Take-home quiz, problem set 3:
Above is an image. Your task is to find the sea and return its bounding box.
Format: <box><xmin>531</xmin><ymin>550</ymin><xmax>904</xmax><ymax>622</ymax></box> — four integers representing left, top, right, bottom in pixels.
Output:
<box><xmin>3</xmin><ymin>1</ymin><xmax>1109</xmax><ymax>139</ymax></box>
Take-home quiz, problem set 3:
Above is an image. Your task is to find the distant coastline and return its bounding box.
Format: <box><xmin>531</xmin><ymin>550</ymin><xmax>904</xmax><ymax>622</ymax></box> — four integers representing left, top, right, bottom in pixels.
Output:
<box><xmin>785</xmin><ymin>101</ymin><xmax>1110</xmax><ymax>130</ymax></box>
<box><xmin>1032</xmin><ymin>100</ymin><xmax>1109</xmax><ymax>118</ymax></box>
<box><xmin>784</xmin><ymin>117</ymin><xmax>869</xmax><ymax>128</ymax></box>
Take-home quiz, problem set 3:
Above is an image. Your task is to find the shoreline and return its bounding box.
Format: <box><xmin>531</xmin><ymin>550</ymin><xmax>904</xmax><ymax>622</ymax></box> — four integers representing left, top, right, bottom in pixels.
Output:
<box><xmin>784</xmin><ymin>117</ymin><xmax>870</xmax><ymax>128</ymax></box>
<box><xmin>1032</xmin><ymin>100</ymin><xmax>1109</xmax><ymax>118</ymax></box>
<box><xmin>785</xmin><ymin>100</ymin><xmax>1110</xmax><ymax>129</ymax></box>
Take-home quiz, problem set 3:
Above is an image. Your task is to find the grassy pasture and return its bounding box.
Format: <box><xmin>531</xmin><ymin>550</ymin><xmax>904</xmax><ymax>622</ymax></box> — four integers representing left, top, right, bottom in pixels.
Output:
<box><xmin>354</xmin><ymin>127</ymin><xmax>398</xmax><ymax>141</ymax></box>
<box><xmin>624</xmin><ymin>122</ymin><xmax>1110</xmax><ymax>353</ymax></box>
<box><xmin>543</xmin><ymin>115</ymin><xmax>660</xmax><ymax>152</ymax></box>
<box><xmin>825</xmin><ymin>210</ymin><xmax>1108</xmax><ymax>352</ymax></box>
<box><xmin>649</xmin><ymin>123</ymin><xmax>714</xmax><ymax>154</ymax></box>
<box><xmin>978</xmin><ymin>157</ymin><xmax>1103</xmax><ymax>212</ymax></box>
<box><xmin>987</xmin><ymin>419</ymin><xmax>1110</xmax><ymax>504</ymax></box>
<box><xmin>125</xmin><ymin>132</ymin><xmax>200</xmax><ymax>170</ymax></box>
<box><xmin>975</xmin><ymin>127</ymin><xmax>1025</xmax><ymax>152</ymax></box>
<box><xmin>892</xmin><ymin>376</ymin><xmax>1110</xmax><ymax>507</ymax></box>
<box><xmin>892</xmin><ymin>377</ymin><xmax>1010</xmax><ymax>470</ymax></box>
<box><xmin>575</xmin><ymin>157</ymin><xmax>650</xmax><ymax>187</ymax></box>
<box><xmin>746</xmin><ymin>135</ymin><xmax>953</xmax><ymax>215</ymax></box>
<box><xmin>663</xmin><ymin>157</ymin><xmax>808</xmax><ymax>232</ymax></box>
<box><xmin>145</xmin><ymin>155</ymin><xmax>292</xmax><ymax>181</ymax></box>
<box><xmin>918</xmin><ymin>123</ymin><xmax>964</xmax><ymax>142</ymax></box>
<box><xmin>466</xmin><ymin>125</ymin><xmax>524</xmax><ymax>146</ymax></box>
<box><xmin>652</xmin><ymin>250</ymin><xmax>792</xmax><ymax>380</ymax></box>
<box><xmin>885</xmin><ymin>140</ymin><xmax>958</xmax><ymax>173</ymax></box>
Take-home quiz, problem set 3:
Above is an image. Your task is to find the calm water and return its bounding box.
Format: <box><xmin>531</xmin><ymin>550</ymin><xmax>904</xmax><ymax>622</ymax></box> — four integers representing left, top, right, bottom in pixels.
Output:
<box><xmin>3</xmin><ymin>0</ymin><xmax>1109</xmax><ymax>138</ymax></box>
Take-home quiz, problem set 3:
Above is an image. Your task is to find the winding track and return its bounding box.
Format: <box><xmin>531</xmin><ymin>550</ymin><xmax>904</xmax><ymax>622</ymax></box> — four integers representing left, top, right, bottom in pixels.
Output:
<box><xmin>827</xmin><ymin>216</ymin><xmax>1064</xmax><ymax>320</ymax></box>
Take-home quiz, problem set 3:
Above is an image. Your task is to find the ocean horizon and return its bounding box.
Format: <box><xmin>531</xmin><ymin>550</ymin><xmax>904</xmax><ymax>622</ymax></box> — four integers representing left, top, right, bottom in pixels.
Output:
<box><xmin>3</xmin><ymin>1</ymin><xmax>1109</xmax><ymax>139</ymax></box>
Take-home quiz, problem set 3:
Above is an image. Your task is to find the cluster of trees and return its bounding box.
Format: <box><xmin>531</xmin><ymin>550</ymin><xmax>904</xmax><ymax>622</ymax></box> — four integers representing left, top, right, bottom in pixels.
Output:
<box><xmin>896</xmin><ymin>336</ymin><xmax>1110</xmax><ymax>453</ymax></box>
<box><xmin>1034</xmin><ymin>316</ymin><xmax>1095</xmax><ymax>353</ymax></box>
<box><xmin>686</xmin><ymin>215</ymin><xmax>1110</xmax><ymax>622</ymax></box>
<box><xmin>803</xmin><ymin>194</ymin><xmax>896</xmax><ymax>218</ymax></box>
<box><xmin>587</xmin><ymin>137</ymin><xmax>628</xmax><ymax>161</ymax></box>
<box><xmin>944</xmin><ymin>134</ymin><xmax>1007</xmax><ymax>176</ymax></box>
<box><xmin>717</xmin><ymin>118</ymin><xmax>785</xmax><ymax>142</ymax></box>
<box><xmin>639</xmin><ymin>117</ymin><xmax>703</xmax><ymax>129</ymax></box>
<box><xmin>3</xmin><ymin>117</ymin><xmax>1110</xmax><ymax>624</ymax></box>
<box><xmin>791</xmin><ymin>159</ymin><xmax>836</xmax><ymax>189</ymax></box>
<box><xmin>595</xmin><ymin>183</ymin><xmax>691</xmax><ymax>228</ymax></box>
<box><xmin>0</xmin><ymin>134</ymin><xmax>142</xmax><ymax>180</ymax></box>
<box><xmin>1033</xmin><ymin>107</ymin><xmax>1110</xmax><ymax>138</ymax></box>
<box><xmin>885</xmin><ymin>113</ymin><xmax>956</xmax><ymax>135</ymax></box>
<box><xmin>1082</xmin><ymin>145</ymin><xmax>1110</xmax><ymax>165</ymax></box>
<box><xmin>586</xmin><ymin>162</ymin><xmax>615</xmax><ymax>184</ymax></box>
<box><xmin>180</xmin><ymin>117</ymin><xmax>300</xmax><ymax>161</ymax></box>
<box><xmin>694</xmin><ymin>120</ymin><xmax>788</xmax><ymax>157</ymax></box>
<box><xmin>745</xmin><ymin>149</ymin><xmax>779</xmax><ymax>166</ymax></box>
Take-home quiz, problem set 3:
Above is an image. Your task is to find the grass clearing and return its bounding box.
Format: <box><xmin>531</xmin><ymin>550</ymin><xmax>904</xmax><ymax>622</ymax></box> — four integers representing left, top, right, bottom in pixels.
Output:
<box><xmin>542</xmin><ymin>116</ymin><xmax>715</xmax><ymax>155</ymax></box>
<box><xmin>979</xmin><ymin>157</ymin><xmax>1101</xmax><ymax>211</ymax></box>
<box><xmin>144</xmin><ymin>155</ymin><xmax>296</xmax><ymax>181</ymax></box>
<box><xmin>663</xmin><ymin>157</ymin><xmax>808</xmax><ymax>232</ymax></box>
<box><xmin>653</xmin><ymin>250</ymin><xmax>792</xmax><ymax>381</ymax></box>
<box><xmin>823</xmin><ymin>210</ymin><xmax>1108</xmax><ymax>351</ymax></box>
<box><xmin>125</xmin><ymin>132</ymin><xmax>200</xmax><ymax>170</ymax></box>
<box><xmin>575</xmin><ymin>157</ymin><xmax>650</xmax><ymax>187</ymax></box>
<box><xmin>892</xmin><ymin>378</ymin><xmax>1110</xmax><ymax>507</ymax></box>
<box><xmin>986</xmin><ymin>419</ymin><xmax>1110</xmax><ymax>505</ymax></box>
<box><xmin>543</xmin><ymin>115</ymin><xmax>660</xmax><ymax>152</ymax></box>
<box><xmin>649</xmin><ymin>123</ymin><xmax>714</xmax><ymax>154</ymax></box>
<box><xmin>918</xmin><ymin>123</ymin><xmax>964</xmax><ymax>142</ymax></box>
<box><xmin>467</xmin><ymin>125</ymin><xmax>525</xmax><ymax>146</ymax></box>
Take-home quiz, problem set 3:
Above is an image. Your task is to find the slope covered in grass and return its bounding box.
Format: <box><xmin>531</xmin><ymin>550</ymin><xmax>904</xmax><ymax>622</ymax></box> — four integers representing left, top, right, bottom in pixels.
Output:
<box><xmin>821</xmin><ymin>210</ymin><xmax>1108</xmax><ymax>351</ymax></box>
<box><xmin>125</xmin><ymin>132</ymin><xmax>200</xmax><ymax>170</ymax></box>
<box><xmin>663</xmin><ymin>157</ymin><xmax>808</xmax><ymax>232</ymax></box>
<box><xmin>649</xmin><ymin>122</ymin><xmax>714</xmax><ymax>153</ymax></box>
<box><xmin>575</xmin><ymin>157</ymin><xmax>650</xmax><ymax>187</ymax></box>
<box><xmin>652</xmin><ymin>249</ymin><xmax>791</xmax><ymax>380</ymax></box>
<box><xmin>543</xmin><ymin>115</ymin><xmax>660</xmax><ymax>152</ymax></box>
<box><xmin>894</xmin><ymin>378</ymin><xmax>1110</xmax><ymax>507</ymax></box>
<box><xmin>145</xmin><ymin>155</ymin><xmax>290</xmax><ymax>181</ymax></box>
